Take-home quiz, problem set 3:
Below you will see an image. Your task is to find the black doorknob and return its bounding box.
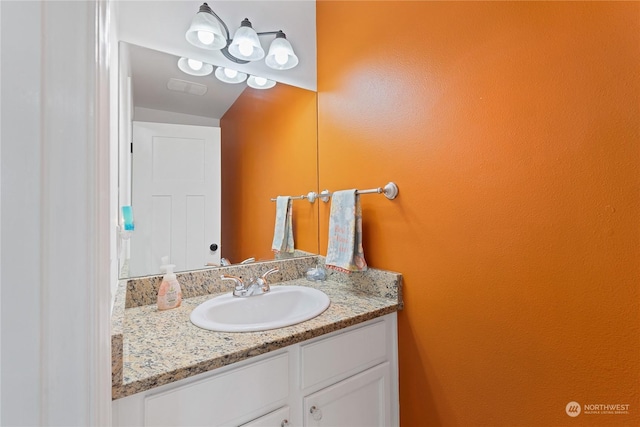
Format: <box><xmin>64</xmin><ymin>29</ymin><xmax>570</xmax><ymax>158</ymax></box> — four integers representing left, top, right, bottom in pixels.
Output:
<box><xmin>209</xmin><ymin>243</ymin><xmax>219</xmax><ymax>252</ymax></box>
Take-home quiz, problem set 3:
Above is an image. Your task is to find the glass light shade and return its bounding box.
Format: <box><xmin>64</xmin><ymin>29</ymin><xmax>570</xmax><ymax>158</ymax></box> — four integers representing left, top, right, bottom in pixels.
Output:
<box><xmin>228</xmin><ymin>21</ymin><xmax>264</xmax><ymax>61</ymax></box>
<box><xmin>265</xmin><ymin>37</ymin><xmax>299</xmax><ymax>70</ymax></box>
<box><xmin>214</xmin><ymin>67</ymin><xmax>248</xmax><ymax>84</ymax></box>
<box><xmin>247</xmin><ymin>75</ymin><xmax>276</xmax><ymax>89</ymax></box>
<box><xmin>185</xmin><ymin>10</ymin><xmax>226</xmax><ymax>50</ymax></box>
<box><xmin>177</xmin><ymin>57</ymin><xmax>213</xmax><ymax>76</ymax></box>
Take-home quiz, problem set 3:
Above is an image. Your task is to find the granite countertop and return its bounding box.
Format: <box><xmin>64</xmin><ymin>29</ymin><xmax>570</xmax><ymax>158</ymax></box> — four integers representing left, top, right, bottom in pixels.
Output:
<box><xmin>112</xmin><ymin>257</ymin><xmax>402</xmax><ymax>400</ymax></box>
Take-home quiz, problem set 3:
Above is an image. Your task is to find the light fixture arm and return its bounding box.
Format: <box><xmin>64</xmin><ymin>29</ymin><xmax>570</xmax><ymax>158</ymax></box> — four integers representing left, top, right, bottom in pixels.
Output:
<box><xmin>255</xmin><ymin>30</ymin><xmax>286</xmax><ymax>37</ymax></box>
<box><xmin>221</xmin><ymin>46</ymin><xmax>250</xmax><ymax>64</ymax></box>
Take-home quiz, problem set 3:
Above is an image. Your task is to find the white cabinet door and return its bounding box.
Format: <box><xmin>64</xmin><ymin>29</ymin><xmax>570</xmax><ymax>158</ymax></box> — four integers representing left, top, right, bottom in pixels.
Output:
<box><xmin>240</xmin><ymin>406</ymin><xmax>290</xmax><ymax>427</ymax></box>
<box><xmin>303</xmin><ymin>363</ymin><xmax>391</xmax><ymax>427</ymax></box>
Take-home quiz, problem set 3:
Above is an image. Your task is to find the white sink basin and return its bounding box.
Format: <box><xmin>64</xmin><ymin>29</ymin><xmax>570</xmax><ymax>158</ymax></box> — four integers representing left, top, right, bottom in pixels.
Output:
<box><xmin>190</xmin><ymin>286</ymin><xmax>330</xmax><ymax>332</ymax></box>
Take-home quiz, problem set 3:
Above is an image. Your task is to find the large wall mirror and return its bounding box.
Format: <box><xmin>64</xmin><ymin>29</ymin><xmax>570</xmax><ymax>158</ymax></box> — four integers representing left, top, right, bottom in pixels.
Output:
<box><xmin>118</xmin><ymin>41</ymin><xmax>319</xmax><ymax>278</ymax></box>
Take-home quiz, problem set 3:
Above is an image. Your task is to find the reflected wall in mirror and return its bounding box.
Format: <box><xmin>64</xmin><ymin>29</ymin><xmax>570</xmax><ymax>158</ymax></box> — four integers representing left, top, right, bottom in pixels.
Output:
<box><xmin>118</xmin><ymin>42</ymin><xmax>319</xmax><ymax>279</ymax></box>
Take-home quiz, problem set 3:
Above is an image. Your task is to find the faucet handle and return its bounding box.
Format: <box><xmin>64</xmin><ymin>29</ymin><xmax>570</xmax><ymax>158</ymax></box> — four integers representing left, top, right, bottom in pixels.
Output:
<box><xmin>220</xmin><ymin>275</ymin><xmax>243</xmax><ymax>291</ymax></box>
<box><xmin>260</xmin><ymin>268</ymin><xmax>280</xmax><ymax>284</ymax></box>
<box><xmin>251</xmin><ymin>268</ymin><xmax>279</xmax><ymax>294</ymax></box>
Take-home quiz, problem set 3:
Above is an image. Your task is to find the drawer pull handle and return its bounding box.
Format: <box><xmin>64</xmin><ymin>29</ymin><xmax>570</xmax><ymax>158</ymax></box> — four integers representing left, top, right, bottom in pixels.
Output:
<box><xmin>310</xmin><ymin>405</ymin><xmax>323</xmax><ymax>421</ymax></box>
<box><xmin>281</xmin><ymin>420</ymin><xmax>289</xmax><ymax>427</ymax></box>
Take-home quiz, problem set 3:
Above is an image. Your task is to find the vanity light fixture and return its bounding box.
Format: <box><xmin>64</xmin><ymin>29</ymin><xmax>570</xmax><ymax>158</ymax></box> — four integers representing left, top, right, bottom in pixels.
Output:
<box><xmin>247</xmin><ymin>75</ymin><xmax>276</xmax><ymax>90</ymax></box>
<box><xmin>185</xmin><ymin>2</ymin><xmax>299</xmax><ymax>71</ymax></box>
<box><xmin>214</xmin><ymin>67</ymin><xmax>247</xmax><ymax>84</ymax></box>
<box><xmin>177</xmin><ymin>57</ymin><xmax>214</xmax><ymax>76</ymax></box>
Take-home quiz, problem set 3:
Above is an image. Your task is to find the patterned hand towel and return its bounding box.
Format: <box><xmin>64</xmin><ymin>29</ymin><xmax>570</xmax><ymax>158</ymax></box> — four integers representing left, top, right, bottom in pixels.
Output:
<box><xmin>271</xmin><ymin>196</ymin><xmax>295</xmax><ymax>254</ymax></box>
<box><xmin>325</xmin><ymin>190</ymin><xmax>368</xmax><ymax>273</ymax></box>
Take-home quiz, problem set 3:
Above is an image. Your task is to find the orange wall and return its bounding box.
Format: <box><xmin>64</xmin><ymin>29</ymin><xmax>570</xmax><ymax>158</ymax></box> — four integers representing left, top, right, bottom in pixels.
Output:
<box><xmin>220</xmin><ymin>84</ymin><xmax>319</xmax><ymax>263</ymax></box>
<box><xmin>317</xmin><ymin>2</ymin><xmax>639</xmax><ymax>426</ymax></box>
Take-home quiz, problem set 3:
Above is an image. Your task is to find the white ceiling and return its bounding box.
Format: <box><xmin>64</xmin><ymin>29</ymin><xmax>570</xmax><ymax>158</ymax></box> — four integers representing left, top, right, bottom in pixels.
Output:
<box><xmin>118</xmin><ymin>1</ymin><xmax>317</xmax><ymax>120</ymax></box>
<box><xmin>126</xmin><ymin>42</ymin><xmax>248</xmax><ymax>119</ymax></box>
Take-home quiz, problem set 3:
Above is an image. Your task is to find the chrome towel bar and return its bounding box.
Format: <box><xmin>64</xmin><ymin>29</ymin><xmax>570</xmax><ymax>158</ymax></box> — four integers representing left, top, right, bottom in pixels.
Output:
<box><xmin>319</xmin><ymin>182</ymin><xmax>399</xmax><ymax>202</ymax></box>
<box><xmin>270</xmin><ymin>191</ymin><xmax>318</xmax><ymax>203</ymax></box>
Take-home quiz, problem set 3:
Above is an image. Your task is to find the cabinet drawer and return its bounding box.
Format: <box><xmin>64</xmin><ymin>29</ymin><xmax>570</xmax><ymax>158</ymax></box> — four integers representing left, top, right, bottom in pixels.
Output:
<box><xmin>144</xmin><ymin>353</ymin><xmax>289</xmax><ymax>426</ymax></box>
<box><xmin>300</xmin><ymin>320</ymin><xmax>387</xmax><ymax>390</ymax></box>
<box><xmin>239</xmin><ymin>406</ymin><xmax>290</xmax><ymax>427</ymax></box>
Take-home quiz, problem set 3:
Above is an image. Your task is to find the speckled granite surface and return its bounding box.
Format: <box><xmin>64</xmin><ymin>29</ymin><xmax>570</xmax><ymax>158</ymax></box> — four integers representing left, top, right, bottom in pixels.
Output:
<box><xmin>125</xmin><ymin>256</ymin><xmax>318</xmax><ymax>309</ymax></box>
<box><xmin>111</xmin><ymin>280</ymin><xmax>127</xmax><ymax>386</ymax></box>
<box><xmin>112</xmin><ymin>256</ymin><xmax>402</xmax><ymax>400</ymax></box>
<box><xmin>321</xmin><ymin>258</ymin><xmax>403</xmax><ymax>306</ymax></box>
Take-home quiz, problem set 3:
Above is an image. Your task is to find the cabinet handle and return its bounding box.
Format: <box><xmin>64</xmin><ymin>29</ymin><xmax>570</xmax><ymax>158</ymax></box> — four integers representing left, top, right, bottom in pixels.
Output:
<box><xmin>281</xmin><ymin>420</ymin><xmax>289</xmax><ymax>427</ymax></box>
<box><xmin>310</xmin><ymin>405</ymin><xmax>323</xmax><ymax>421</ymax></box>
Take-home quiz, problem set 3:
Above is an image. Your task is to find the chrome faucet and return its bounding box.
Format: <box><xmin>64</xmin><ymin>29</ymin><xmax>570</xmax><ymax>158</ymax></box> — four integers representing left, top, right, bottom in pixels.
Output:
<box><xmin>221</xmin><ymin>268</ymin><xmax>279</xmax><ymax>297</ymax></box>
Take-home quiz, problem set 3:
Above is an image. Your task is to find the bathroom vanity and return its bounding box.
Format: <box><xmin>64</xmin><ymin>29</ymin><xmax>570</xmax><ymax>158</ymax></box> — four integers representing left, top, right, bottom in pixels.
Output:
<box><xmin>111</xmin><ymin>256</ymin><xmax>402</xmax><ymax>426</ymax></box>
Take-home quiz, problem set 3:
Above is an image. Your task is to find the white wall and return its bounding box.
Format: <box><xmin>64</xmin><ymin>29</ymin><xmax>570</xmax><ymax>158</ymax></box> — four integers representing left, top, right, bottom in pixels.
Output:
<box><xmin>134</xmin><ymin>106</ymin><xmax>221</xmax><ymax>127</ymax></box>
<box><xmin>0</xmin><ymin>2</ymin><xmax>41</xmax><ymax>423</ymax></box>
<box><xmin>1</xmin><ymin>1</ymin><xmax>111</xmax><ymax>425</ymax></box>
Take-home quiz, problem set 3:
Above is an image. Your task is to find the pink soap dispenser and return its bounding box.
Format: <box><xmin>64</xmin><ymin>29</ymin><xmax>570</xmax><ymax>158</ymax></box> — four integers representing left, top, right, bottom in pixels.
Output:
<box><xmin>157</xmin><ymin>256</ymin><xmax>182</xmax><ymax>310</ymax></box>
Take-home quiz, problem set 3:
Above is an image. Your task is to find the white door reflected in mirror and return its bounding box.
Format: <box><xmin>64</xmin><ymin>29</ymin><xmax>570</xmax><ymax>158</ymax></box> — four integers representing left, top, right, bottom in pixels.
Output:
<box><xmin>130</xmin><ymin>122</ymin><xmax>221</xmax><ymax>277</ymax></box>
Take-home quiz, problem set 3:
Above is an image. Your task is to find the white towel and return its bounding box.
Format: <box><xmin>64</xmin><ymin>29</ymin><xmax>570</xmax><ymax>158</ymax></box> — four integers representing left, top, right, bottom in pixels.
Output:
<box><xmin>271</xmin><ymin>196</ymin><xmax>295</xmax><ymax>254</ymax></box>
<box><xmin>325</xmin><ymin>190</ymin><xmax>367</xmax><ymax>273</ymax></box>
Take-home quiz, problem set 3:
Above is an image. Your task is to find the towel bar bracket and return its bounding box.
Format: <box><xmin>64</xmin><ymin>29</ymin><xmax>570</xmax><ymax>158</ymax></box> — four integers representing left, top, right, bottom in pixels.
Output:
<box><xmin>306</xmin><ymin>191</ymin><xmax>317</xmax><ymax>203</ymax></box>
<box><xmin>381</xmin><ymin>181</ymin><xmax>399</xmax><ymax>199</ymax></box>
<box><xmin>319</xmin><ymin>189</ymin><xmax>331</xmax><ymax>203</ymax></box>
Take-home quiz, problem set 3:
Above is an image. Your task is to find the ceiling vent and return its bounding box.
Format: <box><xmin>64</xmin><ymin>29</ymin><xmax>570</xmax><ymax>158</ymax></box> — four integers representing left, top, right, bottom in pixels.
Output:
<box><xmin>166</xmin><ymin>78</ymin><xmax>208</xmax><ymax>96</ymax></box>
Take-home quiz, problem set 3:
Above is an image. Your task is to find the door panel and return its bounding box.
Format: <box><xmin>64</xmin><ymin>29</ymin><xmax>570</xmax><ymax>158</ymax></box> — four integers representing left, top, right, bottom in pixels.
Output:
<box><xmin>131</xmin><ymin>122</ymin><xmax>220</xmax><ymax>276</ymax></box>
